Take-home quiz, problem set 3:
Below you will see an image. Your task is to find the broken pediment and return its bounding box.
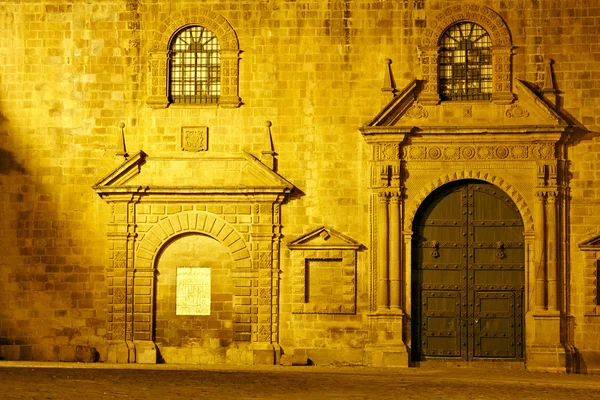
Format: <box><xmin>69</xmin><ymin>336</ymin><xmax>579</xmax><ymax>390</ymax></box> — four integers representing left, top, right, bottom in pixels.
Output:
<box><xmin>579</xmin><ymin>233</ymin><xmax>600</xmax><ymax>251</ymax></box>
<box><xmin>287</xmin><ymin>226</ymin><xmax>361</xmax><ymax>250</ymax></box>
<box><xmin>360</xmin><ymin>79</ymin><xmax>569</xmax><ymax>141</ymax></box>
<box><xmin>93</xmin><ymin>150</ymin><xmax>294</xmax><ymax>199</ymax></box>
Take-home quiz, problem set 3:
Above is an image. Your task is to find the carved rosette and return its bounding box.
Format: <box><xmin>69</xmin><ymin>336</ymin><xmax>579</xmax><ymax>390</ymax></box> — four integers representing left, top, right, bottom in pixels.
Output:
<box><xmin>378</xmin><ymin>143</ymin><xmax>400</xmax><ymax>161</ymax></box>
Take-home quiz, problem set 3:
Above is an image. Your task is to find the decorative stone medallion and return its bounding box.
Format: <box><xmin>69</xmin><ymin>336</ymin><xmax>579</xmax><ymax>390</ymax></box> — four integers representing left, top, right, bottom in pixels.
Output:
<box><xmin>182</xmin><ymin>126</ymin><xmax>208</xmax><ymax>152</ymax></box>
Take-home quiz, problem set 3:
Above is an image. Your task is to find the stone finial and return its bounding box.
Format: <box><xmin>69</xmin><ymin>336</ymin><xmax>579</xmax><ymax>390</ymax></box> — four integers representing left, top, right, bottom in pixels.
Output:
<box><xmin>542</xmin><ymin>58</ymin><xmax>558</xmax><ymax>108</ymax></box>
<box><xmin>116</xmin><ymin>121</ymin><xmax>128</xmax><ymax>160</ymax></box>
<box><xmin>382</xmin><ymin>58</ymin><xmax>398</xmax><ymax>97</ymax></box>
<box><xmin>261</xmin><ymin>120</ymin><xmax>277</xmax><ymax>171</ymax></box>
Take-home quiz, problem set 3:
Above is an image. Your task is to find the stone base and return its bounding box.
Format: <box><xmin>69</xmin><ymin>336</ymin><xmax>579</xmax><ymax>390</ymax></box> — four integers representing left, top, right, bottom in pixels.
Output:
<box><xmin>107</xmin><ymin>341</ymin><xmax>134</xmax><ymax>363</ymax></box>
<box><xmin>305</xmin><ymin>348</ymin><xmax>364</xmax><ymax>366</ymax></box>
<box><xmin>249</xmin><ymin>342</ymin><xmax>277</xmax><ymax>365</ymax></box>
<box><xmin>365</xmin><ymin>345</ymin><xmax>409</xmax><ymax>367</ymax></box>
<box><xmin>135</xmin><ymin>341</ymin><xmax>157</xmax><ymax>364</ymax></box>
<box><xmin>576</xmin><ymin>350</ymin><xmax>600</xmax><ymax>374</ymax></box>
<box><xmin>526</xmin><ymin>344</ymin><xmax>567</xmax><ymax>372</ymax></box>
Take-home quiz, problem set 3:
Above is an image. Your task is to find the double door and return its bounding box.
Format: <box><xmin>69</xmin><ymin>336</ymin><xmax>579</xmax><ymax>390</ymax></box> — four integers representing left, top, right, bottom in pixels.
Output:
<box><xmin>412</xmin><ymin>182</ymin><xmax>524</xmax><ymax>361</ymax></box>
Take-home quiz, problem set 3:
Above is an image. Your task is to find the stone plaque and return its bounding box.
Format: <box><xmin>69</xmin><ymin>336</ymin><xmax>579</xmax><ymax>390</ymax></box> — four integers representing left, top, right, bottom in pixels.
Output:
<box><xmin>176</xmin><ymin>267</ymin><xmax>211</xmax><ymax>315</ymax></box>
<box><xmin>181</xmin><ymin>126</ymin><xmax>208</xmax><ymax>152</ymax></box>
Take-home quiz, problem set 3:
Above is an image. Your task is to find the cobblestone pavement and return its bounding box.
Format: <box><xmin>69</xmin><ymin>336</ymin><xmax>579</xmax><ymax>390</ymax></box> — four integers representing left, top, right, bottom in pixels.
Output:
<box><xmin>0</xmin><ymin>362</ymin><xmax>599</xmax><ymax>400</ymax></box>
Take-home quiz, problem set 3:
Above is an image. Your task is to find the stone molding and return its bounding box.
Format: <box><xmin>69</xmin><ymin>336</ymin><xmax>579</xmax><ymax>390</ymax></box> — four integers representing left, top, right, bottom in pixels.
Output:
<box><xmin>147</xmin><ymin>7</ymin><xmax>241</xmax><ymax>108</ymax></box>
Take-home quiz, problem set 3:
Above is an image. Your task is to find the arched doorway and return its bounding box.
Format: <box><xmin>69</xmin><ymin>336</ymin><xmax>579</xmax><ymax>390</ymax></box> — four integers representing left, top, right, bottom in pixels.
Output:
<box><xmin>154</xmin><ymin>233</ymin><xmax>234</xmax><ymax>363</ymax></box>
<box><xmin>411</xmin><ymin>180</ymin><xmax>525</xmax><ymax>362</ymax></box>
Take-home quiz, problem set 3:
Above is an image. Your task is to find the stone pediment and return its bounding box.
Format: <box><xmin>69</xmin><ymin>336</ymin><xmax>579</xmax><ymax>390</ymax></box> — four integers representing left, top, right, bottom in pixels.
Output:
<box><xmin>287</xmin><ymin>226</ymin><xmax>361</xmax><ymax>250</ymax></box>
<box><xmin>93</xmin><ymin>150</ymin><xmax>294</xmax><ymax>199</ymax></box>
<box><xmin>579</xmin><ymin>233</ymin><xmax>600</xmax><ymax>251</ymax></box>
<box><xmin>360</xmin><ymin>79</ymin><xmax>568</xmax><ymax>140</ymax></box>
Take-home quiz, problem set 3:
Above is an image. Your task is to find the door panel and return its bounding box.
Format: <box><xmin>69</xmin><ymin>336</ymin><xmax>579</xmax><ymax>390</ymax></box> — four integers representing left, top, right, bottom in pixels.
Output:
<box><xmin>412</xmin><ymin>181</ymin><xmax>524</xmax><ymax>362</ymax></box>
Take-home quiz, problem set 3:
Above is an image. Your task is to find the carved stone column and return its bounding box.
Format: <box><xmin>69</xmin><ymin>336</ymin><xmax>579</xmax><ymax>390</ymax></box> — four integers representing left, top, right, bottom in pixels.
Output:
<box><xmin>546</xmin><ymin>192</ymin><xmax>559</xmax><ymax>312</ymax></box>
<box><xmin>389</xmin><ymin>193</ymin><xmax>401</xmax><ymax>310</ymax></box>
<box><xmin>534</xmin><ymin>191</ymin><xmax>547</xmax><ymax>311</ymax></box>
<box><xmin>377</xmin><ymin>192</ymin><xmax>389</xmax><ymax>311</ymax></box>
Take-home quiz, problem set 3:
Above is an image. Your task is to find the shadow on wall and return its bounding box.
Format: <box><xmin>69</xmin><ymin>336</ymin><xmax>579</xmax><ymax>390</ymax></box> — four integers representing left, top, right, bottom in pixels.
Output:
<box><xmin>0</xmin><ymin>112</ymin><xmax>25</xmax><ymax>175</ymax></box>
<box><xmin>0</xmin><ymin>148</ymin><xmax>26</xmax><ymax>175</ymax></box>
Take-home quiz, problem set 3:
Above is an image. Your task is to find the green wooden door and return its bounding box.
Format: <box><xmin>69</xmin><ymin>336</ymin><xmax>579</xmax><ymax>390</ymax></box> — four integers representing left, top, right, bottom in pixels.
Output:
<box><xmin>411</xmin><ymin>181</ymin><xmax>524</xmax><ymax>361</ymax></box>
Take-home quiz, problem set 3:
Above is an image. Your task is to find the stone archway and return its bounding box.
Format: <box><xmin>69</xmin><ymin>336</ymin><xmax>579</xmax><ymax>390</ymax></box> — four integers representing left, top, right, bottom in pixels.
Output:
<box><xmin>410</xmin><ymin>180</ymin><xmax>525</xmax><ymax>362</ymax></box>
<box><xmin>136</xmin><ymin>211</ymin><xmax>251</xmax><ymax>270</ymax></box>
<box><xmin>404</xmin><ymin>171</ymin><xmax>534</xmax><ymax>233</ymax></box>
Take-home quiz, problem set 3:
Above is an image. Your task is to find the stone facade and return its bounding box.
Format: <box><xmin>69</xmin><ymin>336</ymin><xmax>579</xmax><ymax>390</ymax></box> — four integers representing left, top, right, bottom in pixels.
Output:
<box><xmin>0</xmin><ymin>0</ymin><xmax>599</xmax><ymax>373</ymax></box>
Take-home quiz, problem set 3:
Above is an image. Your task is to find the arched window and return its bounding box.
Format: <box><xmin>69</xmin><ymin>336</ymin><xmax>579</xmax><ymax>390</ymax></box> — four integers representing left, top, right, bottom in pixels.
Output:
<box><xmin>169</xmin><ymin>26</ymin><xmax>220</xmax><ymax>104</ymax></box>
<box><xmin>438</xmin><ymin>22</ymin><xmax>492</xmax><ymax>101</ymax></box>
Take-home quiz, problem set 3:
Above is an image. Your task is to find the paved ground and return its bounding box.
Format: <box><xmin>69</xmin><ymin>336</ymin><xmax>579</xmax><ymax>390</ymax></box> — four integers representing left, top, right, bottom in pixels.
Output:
<box><xmin>0</xmin><ymin>362</ymin><xmax>599</xmax><ymax>399</ymax></box>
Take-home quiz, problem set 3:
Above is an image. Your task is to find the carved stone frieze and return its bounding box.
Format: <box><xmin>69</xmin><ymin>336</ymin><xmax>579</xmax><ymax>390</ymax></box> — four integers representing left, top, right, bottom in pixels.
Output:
<box><xmin>402</xmin><ymin>143</ymin><xmax>550</xmax><ymax>161</ymax></box>
<box><xmin>377</xmin><ymin>143</ymin><xmax>400</xmax><ymax>161</ymax></box>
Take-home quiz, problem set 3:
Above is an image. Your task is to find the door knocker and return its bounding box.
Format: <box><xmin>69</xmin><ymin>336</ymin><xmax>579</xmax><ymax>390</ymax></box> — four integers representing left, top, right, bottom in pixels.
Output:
<box><xmin>495</xmin><ymin>241</ymin><xmax>506</xmax><ymax>259</ymax></box>
<box><xmin>431</xmin><ymin>241</ymin><xmax>440</xmax><ymax>258</ymax></box>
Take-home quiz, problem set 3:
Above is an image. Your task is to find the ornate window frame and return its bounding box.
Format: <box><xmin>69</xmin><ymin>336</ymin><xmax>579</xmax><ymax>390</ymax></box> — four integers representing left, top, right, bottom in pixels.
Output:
<box><xmin>417</xmin><ymin>3</ymin><xmax>513</xmax><ymax>105</ymax></box>
<box><xmin>147</xmin><ymin>8</ymin><xmax>241</xmax><ymax>109</ymax></box>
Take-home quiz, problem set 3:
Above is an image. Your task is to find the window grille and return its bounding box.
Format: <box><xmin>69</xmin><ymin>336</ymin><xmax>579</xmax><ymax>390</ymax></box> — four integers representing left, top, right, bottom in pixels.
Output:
<box><xmin>170</xmin><ymin>26</ymin><xmax>220</xmax><ymax>104</ymax></box>
<box><xmin>438</xmin><ymin>22</ymin><xmax>492</xmax><ymax>101</ymax></box>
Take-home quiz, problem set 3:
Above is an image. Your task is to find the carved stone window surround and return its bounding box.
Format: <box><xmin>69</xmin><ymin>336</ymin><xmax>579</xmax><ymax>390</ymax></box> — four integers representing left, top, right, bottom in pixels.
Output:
<box><xmin>417</xmin><ymin>3</ymin><xmax>514</xmax><ymax>105</ymax></box>
<box><xmin>147</xmin><ymin>9</ymin><xmax>241</xmax><ymax>109</ymax></box>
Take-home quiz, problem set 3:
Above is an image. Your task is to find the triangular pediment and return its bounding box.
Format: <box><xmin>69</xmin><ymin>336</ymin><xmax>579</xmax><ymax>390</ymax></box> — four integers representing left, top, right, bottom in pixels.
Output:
<box><xmin>579</xmin><ymin>233</ymin><xmax>600</xmax><ymax>251</ymax></box>
<box><xmin>93</xmin><ymin>150</ymin><xmax>294</xmax><ymax>198</ymax></box>
<box><xmin>287</xmin><ymin>226</ymin><xmax>361</xmax><ymax>250</ymax></box>
<box><xmin>361</xmin><ymin>79</ymin><xmax>569</xmax><ymax>139</ymax></box>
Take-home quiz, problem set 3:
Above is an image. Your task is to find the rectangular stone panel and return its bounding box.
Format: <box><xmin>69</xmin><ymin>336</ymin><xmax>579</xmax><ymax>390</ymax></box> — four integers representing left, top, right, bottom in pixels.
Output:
<box><xmin>176</xmin><ymin>267</ymin><xmax>211</xmax><ymax>316</ymax></box>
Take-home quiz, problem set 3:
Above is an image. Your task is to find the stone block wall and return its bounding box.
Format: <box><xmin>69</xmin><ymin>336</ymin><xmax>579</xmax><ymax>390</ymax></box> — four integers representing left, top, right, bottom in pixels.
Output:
<box><xmin>0</xmin><ymin>0</ymin><xmax>599</xmax><ymax>370</ymax></box>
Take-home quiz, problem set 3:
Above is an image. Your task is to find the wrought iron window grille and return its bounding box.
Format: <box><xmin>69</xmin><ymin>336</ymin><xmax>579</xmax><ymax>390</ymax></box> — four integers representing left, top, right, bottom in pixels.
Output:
<box><xmin>169</xmin><ymin>26</ymin><xmax>221</xmax><ymax>104</ymax></box>
<box><xmin>438</xmin><ymin>22</ymin><xmax>492</xmax><ymax>101</ymax></box>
